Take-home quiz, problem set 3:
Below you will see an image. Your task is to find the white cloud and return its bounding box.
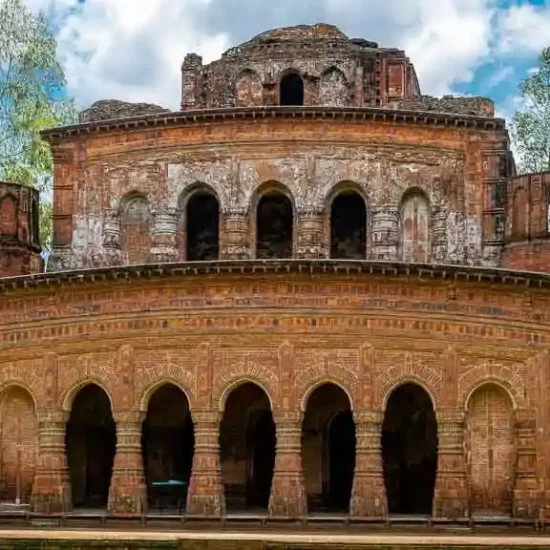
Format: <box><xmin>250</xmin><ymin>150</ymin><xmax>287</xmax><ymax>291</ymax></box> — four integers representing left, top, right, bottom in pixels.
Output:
<box><xmin>22</xmin><ymin>0</ymin><xmax>550</xmax><ymax>112</ymax></box>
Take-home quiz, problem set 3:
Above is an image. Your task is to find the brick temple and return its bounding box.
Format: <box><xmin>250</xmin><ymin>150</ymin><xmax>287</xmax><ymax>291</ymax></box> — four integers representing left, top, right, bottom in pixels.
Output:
<box><xmin>0</xmin><ymin>23</ymin><xmax>549</xmax><ymax>525</ymax></box>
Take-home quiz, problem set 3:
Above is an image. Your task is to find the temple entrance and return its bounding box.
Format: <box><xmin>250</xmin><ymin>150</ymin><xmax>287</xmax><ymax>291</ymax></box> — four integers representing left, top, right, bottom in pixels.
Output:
<box><xmin>382</xmin><ymin>383</ymin><xmax>438</xmax><ymax>516</ymax></box>
<box><xmin>66</xmin><ymin>384</ymin><xmax>116</xmax><ymax>509</ymax></box>
<box><xmin>302</xmin><ymin>383</ymin><xmax>355</xmax><ymax>513</ymax></box>
<box><xmin>467</xmin><ymin>384</ymin><xmax>514</xmax><ymax>517</ymax></box>
<box><xmin>142</xmin><ymin>384</ymin><xmax>194</xmax><ymax>512</ymax></box>
<box><xmin>220</xmin><ymin>382</ymin><xmax>275</xmax><ymax>511</ymax></box>
<box><xmin>280</xmin><ymin>72</ymin><xmax>304</xmax><ymax>106</ymax></box>
<box><xmin>186</xmin><ymin>191</ymin><xmax>219</xmax><ymax>261</ymax></box>
<box><xmin>330</xmin><ymin>191</ymin><xmax>367</xmax><ymax>259</ymax></box>
<box><xmin>256</xmin><ymin>191</ymin><xmax>293</xmax><ymax>259</ymax></box>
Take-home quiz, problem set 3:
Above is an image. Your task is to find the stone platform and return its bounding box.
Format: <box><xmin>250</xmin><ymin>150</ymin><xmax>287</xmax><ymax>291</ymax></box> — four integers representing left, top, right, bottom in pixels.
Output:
<box><xmin>2</xmin><ymin>528</ymin><xmax>550</xmax><ymax>549</ymax></box>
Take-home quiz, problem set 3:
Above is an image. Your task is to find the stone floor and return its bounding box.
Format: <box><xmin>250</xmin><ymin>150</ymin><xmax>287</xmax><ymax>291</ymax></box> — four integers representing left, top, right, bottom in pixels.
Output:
<box><xmin>0</xmin><ymin>528</ymin><xmax>549</xmax><ymax>546</ymax></box>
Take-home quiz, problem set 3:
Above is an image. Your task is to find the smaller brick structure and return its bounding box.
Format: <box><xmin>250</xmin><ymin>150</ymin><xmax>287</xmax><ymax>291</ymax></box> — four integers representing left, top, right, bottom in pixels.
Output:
<box><xmin>0</xmin><ymin>182</ymin><xmax>42</xmax><ymax>277</ymax></box>
<box><xmin>502</xmin><ymin>171</ymin><xmax>550</xmax><ymax>272</ymax></box>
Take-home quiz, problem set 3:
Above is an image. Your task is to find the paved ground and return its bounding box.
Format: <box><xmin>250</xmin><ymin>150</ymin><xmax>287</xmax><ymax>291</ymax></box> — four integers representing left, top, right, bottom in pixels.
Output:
<box><xmin>0</xmin><ymin>528</ymin><xmax>549</xmax><ymax>546</ymax></box>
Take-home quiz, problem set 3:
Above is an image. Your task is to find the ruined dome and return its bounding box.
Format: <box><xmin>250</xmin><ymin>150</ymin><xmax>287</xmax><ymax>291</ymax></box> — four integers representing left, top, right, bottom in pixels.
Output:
<box><xmin>248</xmin><ymin>23</ymin><xmax>349</xmax><ymax>44</ymax></box>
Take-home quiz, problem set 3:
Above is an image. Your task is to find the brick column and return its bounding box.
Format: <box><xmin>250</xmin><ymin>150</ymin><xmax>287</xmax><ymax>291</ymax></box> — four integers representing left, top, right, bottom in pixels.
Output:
<box><xmin>107</xmin><ymin>411</ymin><xmax>147</xmax><ymax>516</ymax></box>
<box><xmin>433</xmin><ymin>409</ymin><xmax>469</xmax><ymax>519</ymax></box>
<box><xmin>102</xmin><ymin>209</ymin><xmax>122</xmax><ymax>266</ymax></box>
<box><xmin>350</xmin><ymin>409</ymin><xmax>387</xmax><ymax>519</ymax></box>
<box><xmin>150</xmin><ymin>207</ymin><xmax>178</xmax><ymax>263</ymax></box>
<box><xmin>269</xmin><ymin>410</ymin><xmax>307</xmax><ymax>519</ymax></box>
<box><xmin>296</xmin><ymin>209</ymin><xmax>326</xmax><ymax>259</ymax></box>
<box><xmin>31</xmin><ymin>411</ymin><xmax>70</xmax><ymax>513</ymax></box>
<box><xmin>513</xmin><ymin>411</ymin><xmax>539</xmax><ymax>519</ymax></box>
<box><xmin>186</xmin><ymin>410</ymin><xmax>225</xmax><ymax>517</ymax></box>
<box><xmin>370</xmin><ymin>208</ymin><xmax>398</xmax><ymax>260</ymax></box>
<box><xmin>432</xmin><ymin>209</ymin><xmax>448</xmax><ymax>263</ymax></box>
<box><xmin>222</xmin><ymin>210</ymin><xmax>250</xmax><ymax>260</ymax></box>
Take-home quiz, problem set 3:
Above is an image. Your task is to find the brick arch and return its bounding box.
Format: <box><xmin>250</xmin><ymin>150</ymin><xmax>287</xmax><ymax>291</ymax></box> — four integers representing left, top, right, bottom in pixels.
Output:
<box><xmin>459</xmin><ymin>361</ymin><xmax>524</xmax><ymax>410</ymax></box>
<box><xmin>296</xmin><ymin>363</ymin><xmax>358</xmax><ymax>412</ymax></box>
<box><xmin>324</xmin><ymin>180</ymin><xmax>368</xmax><ymax>212</ymax></box>
<box><xmin>462</xmin><ymin>377</ymin><xmax>521</xmax><ymax>411</ymax></box>
<box><xmin>138</xmin><ymin>378</ymin><xmax>195</xmax><ymax>413</ymax></box>
<box><xmin>398</xmin><ymin>187</ymin><xmax>432</xmax><ymax>263</ymax></box>
<box><xmin>299</xmin><ymin>378</ymin><xmax>355</xmax><ymax>413</ymax></box>
<box><xmin>319</xmin><ymin>66</ymin><xmax>348</xmax><ymax>107</ymax></box>
<box><xmin>213</xmin><ymin>361</ymin><xmax>278</xmax><ymax>411</ymax></box>
<box><xmin>61</xmin><ymin>378</ymin><xmax>115</xmax><ymax>413</ymax></box>
<box><xmin>177</xmin><ymin>182</ymin><xmax>221</xmax><ymax>210</ymax></box>
<box><xmin>0</xmin><ymin>368</ymin><xmax>44</xmax><ymax>410</ymax></box>
<box><xmin>216</xmin><ymin>377</ymin><xmax>275</xmax><ymax>412</ymax></box>
<box><xmin>0</xmin><ymin>194</ymin><xmax>17</xmax><ymax>236</ymax></box>
<box><xmin>376</xmin><ymin>357</ymin><xmax>441</xmax><ymax>410</ymax></box>
<box><xmin>248</xmin><ymin>180</ymin><xmax>297</xmax><ymax>214</ymax></box>
<box><xmin>0</xmin><ymin>381</ymin><xmax>38</xmax><ymax>412</ymax></box>
<box><xmin>119</xmin><ymin>191</ymin><xmax>151</xmax><ymax>265</ymax></box>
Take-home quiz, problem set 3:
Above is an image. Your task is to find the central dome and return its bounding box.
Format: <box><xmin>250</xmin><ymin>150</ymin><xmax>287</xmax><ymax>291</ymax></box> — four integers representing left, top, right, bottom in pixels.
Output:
<box><xmin>248</xmin><ymin>23</ymin><xmax>349</xmax><ymax>44</ymax></box>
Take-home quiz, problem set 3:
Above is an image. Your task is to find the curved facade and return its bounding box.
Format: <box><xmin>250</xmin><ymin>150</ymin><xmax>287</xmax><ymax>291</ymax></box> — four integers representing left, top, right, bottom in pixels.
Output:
<box><xmin>0</xmin><ymin>23</ymin><xmax>549</xmax><ymax>524</ymax></box>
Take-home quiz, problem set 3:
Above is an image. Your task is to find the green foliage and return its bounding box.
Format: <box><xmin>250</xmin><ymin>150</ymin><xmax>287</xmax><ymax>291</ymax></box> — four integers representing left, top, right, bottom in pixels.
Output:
<box><xmin>511</xmin><ymin>47</ymin><xmax>550</xmax><ymax>174</ymax></box>
<box><xmin>0</xmin><ymin>0</ymin><xmax>76</xmax><ymax>246</ymax></box>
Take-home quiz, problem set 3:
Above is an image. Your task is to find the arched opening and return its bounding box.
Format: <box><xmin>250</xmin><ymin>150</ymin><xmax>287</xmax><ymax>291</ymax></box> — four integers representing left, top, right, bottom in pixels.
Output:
<box><xmin>330</xmin><ymin>191</ymin><xmax>367</xmax><ymax>259</ymax></box>
<box><xmin>0</xmin><ymin>387</ymin><xmax>37</xmax><ymax>506</ymax></box>
<box><xmin>467</xmin><ymin>384</ymin><xmax>514</xmax><ymax>517</ymax></box>
<box><xmin>382</xmin><ymin>383</ymin><xmax>438</xmax><ymax>515</ymax></box>
<box><xmin>66</xmin><ymin>384</ymin><xmax>116</xmax><ymax>509</ymax></box>
<box><xmin>280</xmin><ymin>72</ymin><xmax>304</xmax><ymax>106</ymax></box>
<box><xmin>220</xmin><ymin>382</ymin><xmax>275</xmax><ymax>512</ymax></box>
<box><xmin>185</xmin><ymin>191</ymin><xmax>220</xmax><ymax>261</ymax></box>
<box><xmin>256</xmin><ymin>191</ymin><xmax>293</xmax><ymax>258</ymax></box>
<box><xmin>142</xmin><ymin>384</ymin><xmax>194</xmax><ymax>512</ymax></box>
<box><xmin>120</xmin><ymin>194</ymin><xmax>151</xmax><ymax>265</ymax></box>
<box><xmin>399</xmin><ymin>190</ymin><xmax>430</xmax><ymax>263</ymax></box>
<box><xmin>302</xmin><ymin>383</ymin><xmax>355</xmax><ymax>513</ymax></box>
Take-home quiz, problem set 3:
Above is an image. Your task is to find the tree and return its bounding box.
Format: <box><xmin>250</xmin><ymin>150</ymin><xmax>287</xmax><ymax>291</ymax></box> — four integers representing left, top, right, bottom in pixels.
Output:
<box><xmin>0</xmin><ymin>0</ymin><xmax>76</xmax><ymax>248</ymax></box>
<box><xmin>511</xmin><ymin>47</ymin><xmax>550</xmax><ymax>174</ymax></box>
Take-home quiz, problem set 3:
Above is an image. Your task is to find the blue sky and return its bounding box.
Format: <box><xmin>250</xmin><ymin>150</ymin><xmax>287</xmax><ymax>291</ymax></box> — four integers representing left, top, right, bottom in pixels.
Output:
<box><xmin>25</xmin><ymin>0</ymin><xmax>550</xmax><ymax>121</ymax></box>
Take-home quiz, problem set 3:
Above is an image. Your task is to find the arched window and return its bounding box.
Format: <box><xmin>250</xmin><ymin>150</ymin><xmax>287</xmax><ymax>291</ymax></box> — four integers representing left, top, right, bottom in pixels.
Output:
<box><xmin>280</xmin><ymin>72</ymin><xmax>304</xmax><ymax>106</ymax></box>
<box><xmin>185</xmin><ymin>191</ymin><xmax>220</xmax><ymax>261</ymax></box>
<box><xmin>330</xmin><ymin>191</ymin><xmax>367</xmax><ymax>259</ymax></box>
<box><xmin>399</xmin><ymin>190</ymin><xmax>430</xmax><ymax>263</ymax></box>
<box><xmin>256</xmin><ymin>190</ymin><xmax>293</xmax><ymax>259</ymax></box>
<box><xmin>120</xmin><ymin>194</ymin><xmax>151</xmax><ymax>265</ymax></box>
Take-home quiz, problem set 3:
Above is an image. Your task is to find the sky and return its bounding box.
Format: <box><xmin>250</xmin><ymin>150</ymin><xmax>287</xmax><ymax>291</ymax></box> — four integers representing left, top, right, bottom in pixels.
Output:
<box><xmin>24</xmin><ymin>0</ymin><xmax>550</xmax><ymax>122</ymax></box>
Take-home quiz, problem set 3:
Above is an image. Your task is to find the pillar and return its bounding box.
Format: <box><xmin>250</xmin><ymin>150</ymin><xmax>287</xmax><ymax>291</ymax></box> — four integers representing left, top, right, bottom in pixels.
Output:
<box><xmin>432</xmin><ymin>209</ymin><xmax>448</xmax><ymax>263</ymax></box>
<box><xmin>370</xmin><ymin>208</ymin><xmax>398</xmax><ymax>260</ymax></box>
<box><xmin>107</xmin><ymin>411</ymin><xmax>147</xmax><ymax>516</ymax></box>
<box><xmin>433</xmin><ymin>409</ymin><xmax>469</xmax><ymax>519</ymax></box>
<box><xmin>350</xmin><ymin>409</ymin><xmax>387</xmax><ymax>519</ymax></box>
<box><xmin>222</xmin><ymin>210</ymin><xmax>250</xmax><ymax>260</ymax></box>
<box><xmin>102</xmin><ymin>208</ymin><xmax>122</xmax><ymax>266</ymax></box>
<box><xmin>513</xmin><ymin>411</ymin><xmax>539</xmax><ymax>519</ymax></box>
<box><xmin>31</xmin><ymin>411</ymin><xmax>70</xmax><ymax>513</ymax></box>
<box><xmin>186</xmin><ymin>410</ymin><xmax>225</xmax><ymax>517</ymax></box>
<box><xmin>150</xmin><ymin>207</ymin><xmax>178</xmax><ymax>263</ymax></box>
<box><xmin>269</xmin><ymin>410</ymin><xmax>307</xmax><ymax>518</ymax></box>
<box><xmin>296</xmin><ymin>209</ymin><xmax>326</xmax><ymax>259</ymax></box>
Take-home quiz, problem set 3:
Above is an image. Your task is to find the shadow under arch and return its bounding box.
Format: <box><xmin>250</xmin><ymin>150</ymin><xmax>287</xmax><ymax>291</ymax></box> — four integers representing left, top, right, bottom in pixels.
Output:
<box><xmin>177</xmin><ymin>183</ymin><xmax>220</xmax><ymax>262</ymax></box>
<box><xmin>251</xmin><ymin>181</ymin><xmax>295</xmax><ymax>259</ymax></box>
<box><xmin>301</xmin><ymin>382</ymin><xmax>356</xmax><ymax>513</ymax></box>
<box><xmin>381</xmin><ymin>382</ymin><xmax>438</xmax><ymax>516</ymax></box>
<box><xmin>326</xmin><ymin>182</ymin><xmax>367</xmax><ymax>260</ymax></box>
<box><xmin>65</xmin><ymin>383</ymin><xmax>116</xmax><ymax>509</ymax></box>
<box><xmin>141</xmin><ymin>382</ymin><xmax>194</xmax><ymax>512</ymax></box>
<box><xmin>219</xmin><ymin>381</ymin><xmax>275</xmax><ymax>511</ymax></box>
<box><xmin>0</xmin><ymin>384</ymin><xmax>38</xmax><ymax>504</ymax></box>
<box><xmin>279</xmin><ymin>68</ymin><xmax>304</xmax><ymax>106</ymax></box>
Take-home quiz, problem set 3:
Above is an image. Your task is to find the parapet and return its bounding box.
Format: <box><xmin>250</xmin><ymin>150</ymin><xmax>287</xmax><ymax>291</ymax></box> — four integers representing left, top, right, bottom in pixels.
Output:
<box><xmin>390</xmin><ymin>95</ymin><xmax>495</xmax><ymax>117</ymax></box>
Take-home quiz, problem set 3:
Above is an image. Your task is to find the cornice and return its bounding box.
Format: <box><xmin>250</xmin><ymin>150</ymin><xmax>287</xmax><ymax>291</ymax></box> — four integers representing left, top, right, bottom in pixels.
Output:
<box><xmin>0</xmin><ymin>259</ymin><xmax>548</xmax><ymax>294</ymax></box>
<box><xmin>40</xmin><ymin>106</ymin><xmax>506</xmax><ymax>142</ymax></box>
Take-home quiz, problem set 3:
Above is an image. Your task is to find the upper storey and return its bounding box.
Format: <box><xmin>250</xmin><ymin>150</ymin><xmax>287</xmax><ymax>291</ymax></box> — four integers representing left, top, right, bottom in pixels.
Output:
<box><xmin>181</xmin><ymin>23</ymin><xmax>422</xmax><ymax>110</ymax></box>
